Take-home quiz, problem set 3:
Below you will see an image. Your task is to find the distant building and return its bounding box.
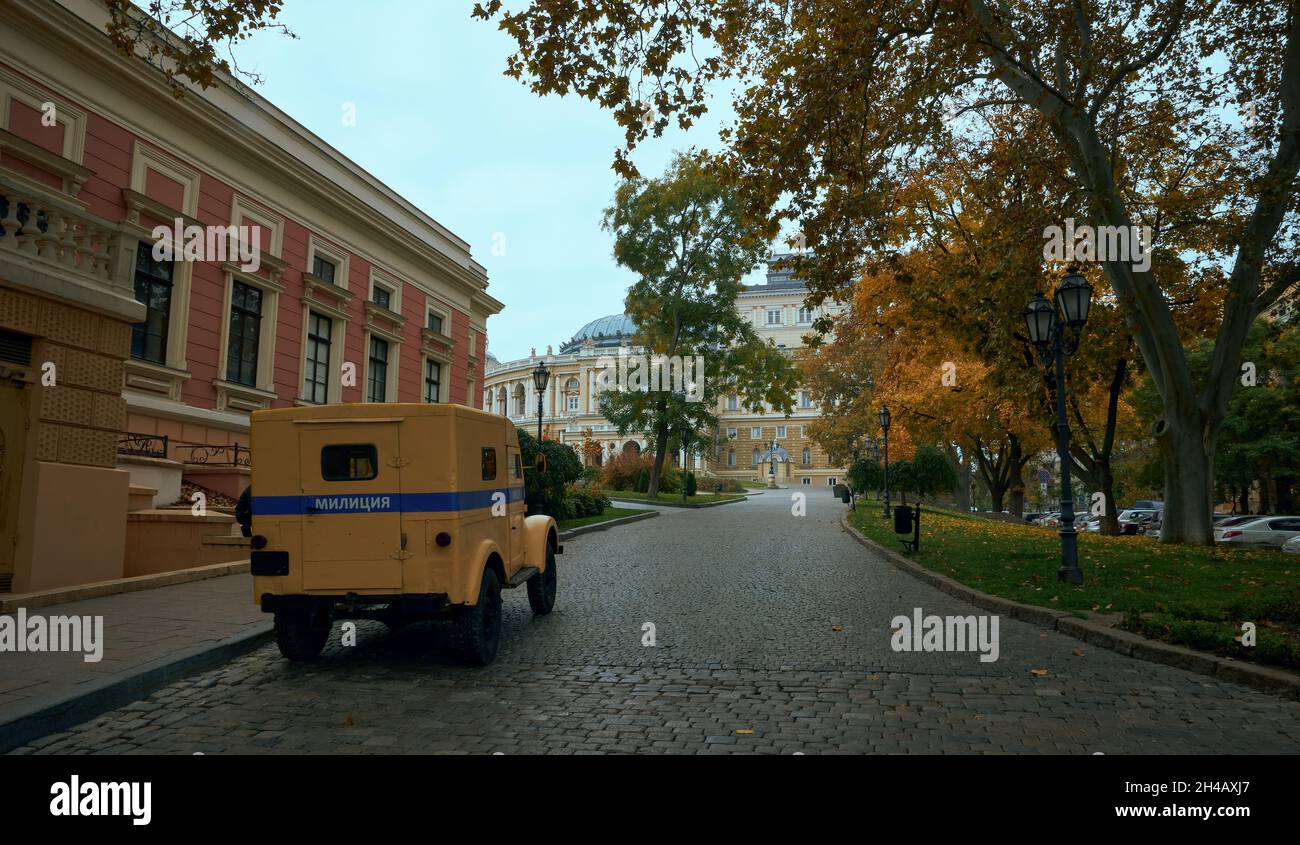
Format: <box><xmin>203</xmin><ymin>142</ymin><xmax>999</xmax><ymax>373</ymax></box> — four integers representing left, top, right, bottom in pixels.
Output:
<box><xmin>483</xmin><ymin>255</ymin><xmax>847</xmax><ymax>486</ymax></box>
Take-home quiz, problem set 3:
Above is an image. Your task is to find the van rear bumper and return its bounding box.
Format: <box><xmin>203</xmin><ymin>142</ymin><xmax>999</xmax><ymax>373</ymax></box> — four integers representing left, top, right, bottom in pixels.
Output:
<box><xmin>260</xmin><ymin>593</ymin><xmax>449</xmax><ymax>619</ymax></box>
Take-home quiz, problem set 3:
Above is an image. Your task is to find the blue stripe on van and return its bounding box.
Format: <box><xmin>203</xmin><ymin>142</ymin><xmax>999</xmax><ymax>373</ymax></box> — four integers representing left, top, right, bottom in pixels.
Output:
<box><xmin>251</xmin><ymin>486</ymin><xmax>525</xmax><ymax>516</ymax></box>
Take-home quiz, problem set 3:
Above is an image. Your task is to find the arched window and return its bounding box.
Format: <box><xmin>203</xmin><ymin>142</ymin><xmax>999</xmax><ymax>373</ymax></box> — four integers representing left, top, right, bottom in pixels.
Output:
<box><xmin>565</xmin><ymin>377</ymin><xmax>581</xmax><ymax>412</ymax></box>
<box><xmin>512</xmin><ymin>384</ymin><xmax>525</xmax><ymax>418</ymax></box>
<box><xmin>496</xmin><ymin>386</ymin><xmax>507</xmax><ymax>416</ymax></box>
<box><xmin>802</xmin><ymin>447</ymin><xmax>811</xmax><ymax>465</ymax></box>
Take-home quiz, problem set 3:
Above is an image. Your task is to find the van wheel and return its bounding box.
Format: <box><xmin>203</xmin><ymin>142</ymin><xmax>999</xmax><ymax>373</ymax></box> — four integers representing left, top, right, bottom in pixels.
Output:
<box><xmin>274</xmin><ymin>606</ymin><xmax>331</xmax><ymax>661</ymax></box>
<box><xmin>527</xmin><ymin>546</ymin><xmax>557</xmax><ymax>615</ymax></box>
<box><xmin>453</xmin><ymin>567</ymin><xmax>502</xmax><ymax>666</ymax></box>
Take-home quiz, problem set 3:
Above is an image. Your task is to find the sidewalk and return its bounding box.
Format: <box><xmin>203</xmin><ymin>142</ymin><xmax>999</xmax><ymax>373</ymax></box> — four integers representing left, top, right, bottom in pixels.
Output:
<box><xmin>0</xmin><ymin>574</ymin><xmax>269</xmax><ymax>752</ymax></box>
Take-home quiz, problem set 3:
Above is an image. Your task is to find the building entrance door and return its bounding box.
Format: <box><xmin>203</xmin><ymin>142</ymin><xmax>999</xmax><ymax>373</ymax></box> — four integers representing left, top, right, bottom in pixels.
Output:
<box><xmin>0</xmin><ymin>380</ymin><xmax>30</xmax><ymax>593</ymax></box>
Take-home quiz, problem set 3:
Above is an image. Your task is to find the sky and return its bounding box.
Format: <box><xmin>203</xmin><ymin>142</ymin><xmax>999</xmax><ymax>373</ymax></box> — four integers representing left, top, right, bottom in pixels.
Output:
<box><xmin>233</xmin><ymin>0</ymin><xmax>764</xmax><ymax>363</ymax></box>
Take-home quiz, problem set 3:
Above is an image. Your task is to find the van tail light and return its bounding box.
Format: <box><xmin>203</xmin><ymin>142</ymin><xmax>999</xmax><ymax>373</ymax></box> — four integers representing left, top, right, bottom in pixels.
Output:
<box><xmin>435</xmin><ymin>532</ymin><xmax>452</xmax><ymax>547</ymax></box>
<box><xmin>1222</xmin><ymin>530</ymin><xmax>1243</xmax><ymax>539</ymax></box>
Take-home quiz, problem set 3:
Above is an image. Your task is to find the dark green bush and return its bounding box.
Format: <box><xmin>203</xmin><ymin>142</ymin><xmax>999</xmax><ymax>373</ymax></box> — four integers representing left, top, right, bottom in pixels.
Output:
<box><xmin>517</xmin><ymin>428</ymin><xmax>583</xmax><ymax>517</ymax></box>
<box><xmin>685</xmin><ymin>472</ymin><xmax>697</xmax><ymax>496</ymax></box>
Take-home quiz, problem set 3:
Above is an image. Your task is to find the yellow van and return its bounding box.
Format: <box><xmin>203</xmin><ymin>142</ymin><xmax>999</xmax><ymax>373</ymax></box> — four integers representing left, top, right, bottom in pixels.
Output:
<box><xmin>247</xmin><ymin>403</ymin><xmax>560</xmax><ymax>666</ymax></box>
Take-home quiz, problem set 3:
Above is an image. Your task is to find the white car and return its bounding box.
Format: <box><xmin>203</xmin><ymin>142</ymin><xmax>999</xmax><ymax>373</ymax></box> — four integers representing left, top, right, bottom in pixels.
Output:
<box><xmin>1215</xmin><ymin>516</ymin><xmax>1300</xmax><ymax>548</ymax></box>
<box><xmin>1282</xmin><ymin>535</ymin><xmax>1300</xmax><ymax>554</ymax></box>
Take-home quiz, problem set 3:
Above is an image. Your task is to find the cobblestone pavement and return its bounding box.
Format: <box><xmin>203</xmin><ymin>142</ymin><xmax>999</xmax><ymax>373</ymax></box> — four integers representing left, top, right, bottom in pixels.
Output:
<box><xmin>13</xmin><ymin>489</ymin><xmax>1300</xmax><ymax>754</ymax></box>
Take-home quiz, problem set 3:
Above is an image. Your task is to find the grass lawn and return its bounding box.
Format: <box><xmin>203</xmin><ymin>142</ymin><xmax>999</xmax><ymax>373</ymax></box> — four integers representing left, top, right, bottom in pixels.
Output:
<box><xmin>556</xmin><ymin>506</ymin><xmax>651</xmax><ymax>531</ymax></box>
<box><xmin>605</xmin><ymin>489</ymin><xmax>747</xmax><ymax>506</ymax></box>
<box><xmin>848</xmin><ymin>506</ymin><xmax>1300</xmax><ymax>670</ymax></box>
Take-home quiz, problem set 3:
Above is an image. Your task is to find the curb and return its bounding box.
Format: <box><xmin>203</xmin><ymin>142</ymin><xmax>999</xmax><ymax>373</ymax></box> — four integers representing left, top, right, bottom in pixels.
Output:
<box><xmin>839</xmin><ymin>513</ymin><xmax>1300</xmax><ymax>701</ymax></box>
<box><xmin>0</xmin><ymin>623</ymin><xmax>273</xmax><ymax>754</ymax></box>
<box><xmin>608</xmin><ymin>495</ymin><xmax>748</xmax><ymax>509</ymax></box>
<box><xmin>559</xmin><ymin>509</ymin><xmax>658</xmax><ymax>539</ymax></box>
<box><xmin>1</xmin><ymin>560</ymin><xmax>251</xmax><ymax>614</ymax></box>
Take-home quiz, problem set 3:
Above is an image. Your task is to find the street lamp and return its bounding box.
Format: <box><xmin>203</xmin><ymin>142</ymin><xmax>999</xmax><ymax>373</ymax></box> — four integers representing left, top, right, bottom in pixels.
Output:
<box><xmin>1023</xmin><ymin>266</ymin><xmax>1093</xmax><ymax>584</ymax></box>
<box><xmin>879</xmin><ymin>404</ymin><xmax>891</xmax><ymax>518</ymax></box>
<box><xmin>532</xmin><ymin>360</ymin><xmax>550</xmax><ymax>442</ymax></box>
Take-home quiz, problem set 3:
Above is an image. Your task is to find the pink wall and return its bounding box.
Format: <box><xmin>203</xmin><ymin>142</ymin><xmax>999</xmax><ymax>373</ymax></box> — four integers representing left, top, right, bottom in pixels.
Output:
<box><xmin>1</xmin><ymin>60</ymin><xmax>483</xmax><ymax>413</ymax></box>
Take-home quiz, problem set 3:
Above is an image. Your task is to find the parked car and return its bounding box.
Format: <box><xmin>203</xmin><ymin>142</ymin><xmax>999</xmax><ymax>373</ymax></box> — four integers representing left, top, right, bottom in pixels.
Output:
<box><xmin>1131</xmin><ymin>500</ymin><xmax>1164</xmax><ymax>511</ymax></box>
<box><xmin>1118</xmin><ymin>508</ymin><xmax>1160</xmax><ymax>535</ymax></box>
<box><xmin>1213</xmin><ymin>515</ymin><xmax>1261</xmax><ymax>540</ymax></box>
<box><xmin>1282</xmin><ymin>535</ymin><xmax>1300</xmax><ymax>554</ymax></box>
<box><xmin>1215</xmin><ymin>516</ymin><xmax>1300</xmax><ymax>548</ymax></box>
<box><xmin>1023</xmin><ymin>511</ymin><xmax>1047</xmax><ymax>524</ymax></box>
<box><xmin>1082</xmin><ymin>514</ymin><xmax>1103</xmax><ymax>533</ymax></box>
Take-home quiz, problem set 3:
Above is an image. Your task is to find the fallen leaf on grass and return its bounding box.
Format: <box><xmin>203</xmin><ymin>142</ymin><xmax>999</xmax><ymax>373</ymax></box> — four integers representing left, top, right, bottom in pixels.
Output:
<box><xmin>1071</xmin><ymin>648</ymin><xmax>1084</xmax><ymax>657</ymax></box>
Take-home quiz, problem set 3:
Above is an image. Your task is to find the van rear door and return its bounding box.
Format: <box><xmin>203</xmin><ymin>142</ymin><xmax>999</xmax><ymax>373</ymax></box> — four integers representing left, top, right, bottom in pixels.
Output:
<box><xmin>296</xmin><ymin>422</ymin><xmax>404</xmax><ymax>591</ymax></box>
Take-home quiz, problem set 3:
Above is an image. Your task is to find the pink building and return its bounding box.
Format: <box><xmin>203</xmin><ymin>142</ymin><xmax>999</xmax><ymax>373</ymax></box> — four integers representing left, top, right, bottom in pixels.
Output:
<box><xmin>0</xmin><ymin>0</ymin><xmax>503</xmax><ymax>594</ymax></box>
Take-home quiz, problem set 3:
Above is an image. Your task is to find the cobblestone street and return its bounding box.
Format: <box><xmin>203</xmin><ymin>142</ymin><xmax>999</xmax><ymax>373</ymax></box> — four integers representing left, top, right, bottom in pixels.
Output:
<box><xmin>14</xmin><ymin>490</ymin><xmax>1300</xmax><ymax>755</ymax></box>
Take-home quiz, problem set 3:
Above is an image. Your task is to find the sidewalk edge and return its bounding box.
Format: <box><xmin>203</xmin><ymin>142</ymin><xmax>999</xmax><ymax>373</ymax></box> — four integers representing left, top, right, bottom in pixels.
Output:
<box><xmin>840</xmin><ymin>513</ymin><xmax>1300</xmax><ymax>701</ymax></box>
<box><xmin>559</xmin><ymin>510</ymin><xmax>658</xmax><ymax>539</ymax></box>
<box><xmin>0</xmin><ymin>623</ymin><xmax>272</xmax><ymax>754</ymax></box>
<box><xmin>2</xmin><ymin>560</ymin><xmax>252</xmax><ymax>614</ymax></box>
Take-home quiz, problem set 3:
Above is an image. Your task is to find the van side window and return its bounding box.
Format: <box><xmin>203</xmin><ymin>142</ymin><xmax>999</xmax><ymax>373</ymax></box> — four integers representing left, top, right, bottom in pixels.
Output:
<box><xmin>482</xmin><ymin>447</ymin><xmax>497</xmax><ymax>480</ymax></box>
<box><xmin>321</xmin><ymin>444</ymin><xmax>378</xmax><ymax>481</ymax></box>
<box><xmin>512</xmin><ymin>453</ymin><xmax>522</xmax><ymax>480</ymax></box>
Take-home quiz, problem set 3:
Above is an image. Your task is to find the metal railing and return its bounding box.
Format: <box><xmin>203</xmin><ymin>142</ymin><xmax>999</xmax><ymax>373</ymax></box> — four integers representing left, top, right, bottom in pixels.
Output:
<box><xmin>117</xmin><ymin>432</ymin><xmax>169</xmax><ymax>459</ymax></box>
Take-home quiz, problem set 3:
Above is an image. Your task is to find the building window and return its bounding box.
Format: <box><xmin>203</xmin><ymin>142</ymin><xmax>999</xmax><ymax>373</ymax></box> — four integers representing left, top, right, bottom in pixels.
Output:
<box><xmin>312</xmin><ymin>254</ymin><xmax>337</xmax><ymax>285</ymax></box>
<box><xmin>367</xmin><ymin>336</ymin><xmax>389</xmax><ymax>402</ymax></box>
<box><xmin>751</xmin><ymin>448</ymin><xmax>760</xmax><ymax>465</ymax></box>
<box><xmin>568</xmin><ymin>395</ymin><xmax>579</xmax><ymax>412</ymax></box>
<box><xmin>751</xmin><ymin>426</ymin><xmax>761</xmax><ymax>439</ymax></box>
<box><xmin>766</xmin><ymin>309</ymin><xmax>782</xmax><ymax>325</ymax></box>
<box><xmin>727</xmin><ymin>395</ymin><xmax>738</xmax><ymax>410</ymax></box>
<box><xmin>372</xmin><ymin>284</ymin><xmax>392</xmax><ymax>311</ymax></box>
<box><xmin>827</xmin><ymin>477</ymin><xmax>838</xmax><ymax>486</ymax></box>
<box><xmin>777</xmin><ymin>425</ymin><xmax>787</xmax><ymax>439</ymax></box>
<box><xmin>131</xmin><ymin>240</ymin><xmax>173</xmax><ymax>364</ymax></box>
<box><xmin>427</xmin><ymin>311</ymin><xmax>444</xmax><ymax>334</ymax></box>
<box><xmin>802</xmin><ymin>477</ymin><xmax>811</xmax><ymax>486</ymax></box>
<box><xmin>726</xmin><ymin>427</ymin><xmax>737</xmax><ymax>439</ymax></box>
<box><xmin>424</xmin><ymin>359</ymin><xmax>442</xmax><ymax>403</ymax></box>
<box><xmin>802</xmin><ymin>447</ymin><xmax>811</xmax><ymax>465</ymax></box>
<box><xmin>727</xmin><ymin>449</ymin><xmax>736</xmax><ymax>466</ymax></box>
<box><xmin>226</xmin><ymin>281</ymin><xmax>262</xmax><ymax>386</ymax></box>
<box><xmin>797</xmin><ymin>307</ymin><xmax>813</xmax><ymax>324</ymax></box>
<box><xmin>800</xmin><ymin>390</ymin><xmax>812</xmax><ymax>408</ymax></box>
<box><xmin>304</xmin><ymin>311</ymin><xmax>332</xmax><ymax>404</ymax></box>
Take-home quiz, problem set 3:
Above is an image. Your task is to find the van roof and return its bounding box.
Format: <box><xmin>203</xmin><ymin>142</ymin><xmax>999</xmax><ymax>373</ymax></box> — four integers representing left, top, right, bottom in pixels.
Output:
<box><xmin>251</xmin><ymin>402</ymin><xmax>505</xmax><ymax>425</ymax></box>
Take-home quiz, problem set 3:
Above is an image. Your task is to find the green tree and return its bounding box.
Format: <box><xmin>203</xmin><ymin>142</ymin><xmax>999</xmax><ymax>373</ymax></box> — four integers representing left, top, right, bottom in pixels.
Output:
<box><xmin>910</xmin><ymin>444</ymin><xmax>960</xmax><ymax>501</ymax></box>
<box><xmin>847</xmin><ymin>457</ymin><xmax>884</xmax><ymax>496</ymax></box>
<box><xmin>599</xmin><ymin>152</ymin><xmax>799</xmax><ymax>495</ymax></box>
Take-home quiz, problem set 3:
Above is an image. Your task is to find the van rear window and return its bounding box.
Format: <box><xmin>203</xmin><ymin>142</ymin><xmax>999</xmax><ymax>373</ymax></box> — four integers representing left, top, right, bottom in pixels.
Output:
<box><xmin>482</xmin><ymin>447</ymin><xmax>497</xmax><ymax>480</ymax></box>
<box><xmin>321</xmin><ymin>444</ymin><xmax>378</xmax><ymax>481</ymax></box>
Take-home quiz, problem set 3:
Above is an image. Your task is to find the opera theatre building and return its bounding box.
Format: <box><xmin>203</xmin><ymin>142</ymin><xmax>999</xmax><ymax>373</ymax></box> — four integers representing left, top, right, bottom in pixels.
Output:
<box><xmin>0</xmin><ymin>1</ymin><xmax>501</xmax><ymax>595</ymax></box>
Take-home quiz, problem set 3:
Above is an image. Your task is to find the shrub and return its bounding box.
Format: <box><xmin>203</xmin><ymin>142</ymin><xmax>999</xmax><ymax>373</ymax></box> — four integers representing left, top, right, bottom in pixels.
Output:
<box><xmin>517</xmin><ymin>428</ymin><xmax>584</xmax><ymax>517</ymax></box>
<box><xmin>685</xmin><ymin>472</ymin><xmax>697</xmax><ymax>497</ymax></box>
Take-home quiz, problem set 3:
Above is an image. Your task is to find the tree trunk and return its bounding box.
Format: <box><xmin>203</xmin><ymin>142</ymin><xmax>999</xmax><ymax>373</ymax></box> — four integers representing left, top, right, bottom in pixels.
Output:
<box><xmin>1259</xmin><ymin>478</ymin><xmax>1271</xmax><ymax>514</ymax></box>
<box><xmin>944</xmin><ymin>443</ymin><xmax>972</xmax><ymax>511</ymax></box>
<box><xmin>646</xmin><ymin>420</ymin><xmax>671</xmax><ymax>496</ymax></box>
<box><xmin>1277</xmin><ymin>476</ymin><xmax>1296</xmax><ymax>513</ymax></box>
<box><xmin>1099</xmin><ymin>466</ymin><xmax>1120</xmax><ymax>535</ymax></box>
<box><xmin>1155</xmin><ymin>413</ymin><xmax>1216</xmax><ymax>544</ymax></box>
<box><xmin>1238</xmin><ymin>485</ymin><xmax>1251</xmax><ymax>515</ymax></box>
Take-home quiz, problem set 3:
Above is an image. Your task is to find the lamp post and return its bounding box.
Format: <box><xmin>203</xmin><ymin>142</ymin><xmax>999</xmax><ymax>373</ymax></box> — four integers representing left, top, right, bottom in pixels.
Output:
<box><xmin>1023</xmin><ymin>267</ymin><xmax>1093</xmax><ymax>584</ymax></box>
<box><xmin>879</xmin><ymin>405</ymin><xmax>891</xmax><ymax>518</ymax></box>
<box><xmin>532</xmin><ymin>360</ymin><xmax>551</xmax><ymax>443</ymax></box>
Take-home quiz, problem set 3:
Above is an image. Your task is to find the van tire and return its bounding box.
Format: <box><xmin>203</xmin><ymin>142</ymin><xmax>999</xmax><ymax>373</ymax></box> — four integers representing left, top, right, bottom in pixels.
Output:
<box><xmin>453</xmin><ymin>567</ymin><xmax>502</xmax><ymax>666</ymax></box>
<box><xmin>274</xmin><ymin>607</ymin><xmax>331</xmax><ymax>661</ymax></box>
<box><xmin>527</xmin><ymin>546</ymin><xmax>557</xmax><ymax>615</ymax></box>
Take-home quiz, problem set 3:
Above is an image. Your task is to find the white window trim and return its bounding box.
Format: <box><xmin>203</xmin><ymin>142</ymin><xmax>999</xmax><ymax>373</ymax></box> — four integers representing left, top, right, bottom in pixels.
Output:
<box><xmin>369</xmin><ymin>269</ymin><xmax>402</xmax><ymax>313</ymax></box>
<box><xmin>230</xmin><ymin>194</ymin><xmax>284</xmax><ymax>260</ymax></box>
<box><xmin>363</xmin><ymin>328</ymin><xmax>401</xmax><ymax>402</ymax></box>
<box><xmin>777</xmin><ymin>425</ymin><xmax>787</xmax><ymax>438</ymax></box>
<box><xmin>297</xmin><ymin>301</ymin><xmax>347</xmax><ymax>405</ymax></box>
<box><xmin>422</xmin><ymin>352</ymin><xmax>450</xmax><ymax>403</ymax></box>
<box><xmin>0</xmin><ymin>67</ymin><xmax>88</xmax><ymax>165</ymax></box>
<box><xmin>305</xmin><ymin>234</ymin><xmax>351</xmax><ymax>290</ymax></box>
<box><xmin>425</xmin><ymin>299</ymin><xmax>452</xmax><ymax>338</ymax></box>
<box><xmin>751</xmin><ymin>426</ymin><xmax>761</xmax><ymax>439</ymax></box>
<box><xmin>214</xmin><ymin>267</ymin><xmax>282</xmax><ymax>411</ymax></box>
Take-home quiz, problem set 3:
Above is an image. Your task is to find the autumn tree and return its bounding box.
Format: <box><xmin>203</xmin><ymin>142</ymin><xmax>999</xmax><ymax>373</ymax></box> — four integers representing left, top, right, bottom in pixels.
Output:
<box><xmin>104</xmin><ymin>0</ymin><xmax>293</xmax><ymax>95</ymax></box>
<box><xmin>599</xmin><ymin>152</ymin><xmax>799</xmax><ymax>495</ymax></box>
<box><xmin>477</xmin><ymin>0</ymin><xmax>1300</xmax><ymax>545</ymax></box>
